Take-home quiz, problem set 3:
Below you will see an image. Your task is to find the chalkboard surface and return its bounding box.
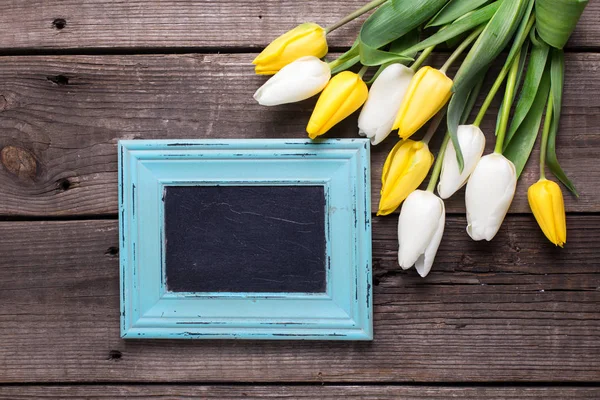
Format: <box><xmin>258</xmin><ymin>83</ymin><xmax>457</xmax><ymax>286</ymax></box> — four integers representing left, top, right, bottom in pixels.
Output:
<box><xmin>164</xmin><ymin>185</ymin><xmax>327</xmax><ymax>293</ymax></box>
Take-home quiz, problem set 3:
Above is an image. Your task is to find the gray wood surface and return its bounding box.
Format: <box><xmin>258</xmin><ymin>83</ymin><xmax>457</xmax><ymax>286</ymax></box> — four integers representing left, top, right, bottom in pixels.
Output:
<box><xmin>0</xmin><ymin>217</ymin><xmax>598</xmax><ymax>383</ymax></box>
<box><xmin>0</xmin><ymin>0</ymin><xmax>599</xmax><ymax>396</ymax></box>
<box><xmin>0</xmin><ymin>53</ymin><xmax>598</xmax><ymax>216</ymax></box>
<box><xmin>1</xmin><ymin>385</ymin><xmax>599</xmax><ymax>399</ymax></box>
<box><xmin>0</xmin><ymin>1</ymin><xmax>597</xmax><ymax>51</ymax></box>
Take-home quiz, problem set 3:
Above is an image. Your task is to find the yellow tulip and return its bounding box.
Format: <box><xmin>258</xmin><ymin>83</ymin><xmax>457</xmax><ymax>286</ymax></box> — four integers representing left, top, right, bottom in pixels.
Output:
<box><xmin>393</xmin><ymin>66</ymin><xmax>453</xmax><ymax>139</ymax></box>
<box><xmin>527</xmin><ymin>179</ymin><xmax>567</xmax><ymax>247</ymax></box>
<box><xmin>253</xmin><ymin>23</ymin><xmax>328</xmax><ymax>75</ymax></box>
<box><xmin>307</xmin><ymin>71</ymin><xmax>368</xmax><ymax>139</ymax></box>
<box><xmin>377</xmin><ymin>140</ymin><xmax>434</xmax><ymax>216</ymax></box>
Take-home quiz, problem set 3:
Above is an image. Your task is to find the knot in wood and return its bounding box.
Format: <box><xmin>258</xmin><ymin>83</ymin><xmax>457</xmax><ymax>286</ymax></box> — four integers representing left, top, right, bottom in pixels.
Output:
<box><xmin>0</xmin><ymin>146</ymin><xmax>38</xmax><ymax>181</ymax></box>
<box><xmin>52</xmin><ymin>18</ymin><xmax>67</xmax><ymax>30</ymax></box>
<box><xmin>47</xmin><ymin>75</ymin><xmax>69</xmax><ymax>86</ymax></box>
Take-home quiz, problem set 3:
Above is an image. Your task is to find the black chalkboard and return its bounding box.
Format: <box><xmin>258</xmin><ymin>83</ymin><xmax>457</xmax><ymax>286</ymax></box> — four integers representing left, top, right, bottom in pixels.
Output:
<box><xmin>164</xmin><ymin>185</ymin><xmax>327</xmax><ymax>293</ymax></box>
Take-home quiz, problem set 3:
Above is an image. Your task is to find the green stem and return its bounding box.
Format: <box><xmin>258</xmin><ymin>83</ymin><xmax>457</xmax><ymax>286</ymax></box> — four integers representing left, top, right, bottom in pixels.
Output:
<box><xmin>494</xmin><ymin>50</ymin><xmax>521</xmax><ymax>154</ymax></box>
<box><xmin>328</xmin><ymin>55</ymin><xmax>359</xmax><ymax>71</ymax></box>
<box><xmin>325</xmin><ymin>0</ymin><xmax>388</xmax><ymax>33</ymax></box>
<box><xmin>472</xmin><ymin>69</ymin><xmax>504</xmax><ymax>127</ymax></box>
<box><xmin>410</xmin><ymin>46</ymin><xmax>435</xmax><ymax>71</ymax></box>
<box><xmin>427</xmin><ymin>133</ymin><xmax>450</xmax><ymax>193</ymax></box>
<box><xmin>358</xmin><ymin>65</ymin><xmax>369</xmax><ymax>78</ymax></box>
<box><xmin>539</xmin><ymin>93</ymin><xmax>554</xmax><ymax>180</ymax></box>
<box><xmin>327</xmin><ymin>59</ymin><xmax>342</xmax><ymax>70</ymax></box>
<box><xmin>473</xmin><ymin>15</ymin><xmax>536</xmax><ymax>127</ymax></box>
<box><xmin>440</xmin><ymin>25</ymin><xmax>485</xmax><ymax>74</ymax></box>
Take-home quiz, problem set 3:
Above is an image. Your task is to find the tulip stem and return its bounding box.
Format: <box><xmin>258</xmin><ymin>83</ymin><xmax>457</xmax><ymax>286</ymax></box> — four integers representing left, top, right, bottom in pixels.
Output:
<box><xmin>473</xmin><ymin>15</ymin><xmax>536</xmax><ymax>127</ymax></box>
<box><xmin>328</xmin><ymin>55</ymin><xmax>359</xmax><ymax>72</ymax></box>
<box><xmin>539</xmin><ymin>93</ymin><xmax>554</xmax><ymax>180</ymax></box>
<box><xmin>427</xmin><ymin>133</ymin><xmax>450</xmax><ymax>193</ymax></box>
<box><xmin>410</xmin><ymin>46</ymin><xmax>435</xmax><ymax>72</ymax></box>
<box><xmin>472</xmin><ymin>72</ymin><xmax>503</xmax><ymax>127</ymax></box>
<box><xmin>325</xmin><ymin>0</ymin><xmax>388</xmax><ymax>33</ymax></box>
<box><xmin>422</xmin><ymin>107</ymin><xmax>447</xmax><ymax>144</ymax></box>
<box><xmin>494</xmin><ymin>49</ymin><xmax>521</xmax><ymax>154</ymax></box>
<box><xmin>358</xmin><ymin>65</ymin><xmax>369</xmax><ymax>78</ymax></box>
<box><xmin>440</xmin><ymin>25</ymin><xmax>485</xmax><ymax>74</ymax></box>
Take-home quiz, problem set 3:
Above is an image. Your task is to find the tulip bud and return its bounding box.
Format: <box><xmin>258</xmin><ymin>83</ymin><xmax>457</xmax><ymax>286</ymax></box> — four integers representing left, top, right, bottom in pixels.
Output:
<box><xmin>378</xmin><ymin>140</ymin><xmax>434</xmax><ymax>216</ymax></box>
<box><xmin>358</xmin><ymin>64</ymin><xmax>415</xmax><ymax>145</ymax></box>
<box><xmin>253</xmin><ymin>23</ymin><xmax>328</xmax><ymax>75</ymax></box>
<box><xmin>307</xmin><ymin>71</ymin><xmax>368</xmax><ymax>139</ymax></box>
<box><xmin>528</xmin><ymin>179</ymin><xmax>567</xmax><ymax>247</ymax></box>
<box><xmin>465</xmin><ymin>153</ymin><xmax>517</xmax><ymax>241</ymax></box>
<box><xmin>398</xmin><ymin>190</ymin><xmax>445</xmax><ymax>278</ymax></box>
<box><xmin>438</xmin><ymin>125</ymin><xmax>486</xmax><ymax>199</ymax></box>
<box><xmin>253</xmin><ymin>56</ymin><xmax>331</xmax><ymax>106</ymax></box>
<box><xmin>393</xmin><ymin>66</ymin><xmax>453</xmax><ymax>140</ymax></box>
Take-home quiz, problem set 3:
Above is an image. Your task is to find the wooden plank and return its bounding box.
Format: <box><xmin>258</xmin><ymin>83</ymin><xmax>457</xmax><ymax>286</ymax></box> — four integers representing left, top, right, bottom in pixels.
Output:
<box><xmin>0</xmin><ymin>53</ymin><xmax>598</xmax><ymax>216</ymax></box>
<box><xmin>0</xmin><ymin>216</ymin><xmax>598</xmax><ymax>383</ymax></box>
<box><xmin>0</xmin><ymin>1</ymin><xmax>597</xmax><ymax>51</ymax></box>
<box><xmin>0</xmin><ymin>385</ymin><xmax>599</xmax><ymax>399</ymax></box>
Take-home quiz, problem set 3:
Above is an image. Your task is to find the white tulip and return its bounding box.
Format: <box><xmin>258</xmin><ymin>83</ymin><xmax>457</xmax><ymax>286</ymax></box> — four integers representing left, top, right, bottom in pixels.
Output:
<box><xmin>438</xmin><ymin>124</ymin><xmax>486</xmax><ymax>199</ymax></box>
<box><xmin>398</xmin><ymin>190</ymin><xmax>445</xmax><ymax>278</ymax></box>
<box><xmin>465</xmin><ymin>153</ymin><xmax>517</xmax><ymax>241</ymax></box>
<box><xmin>358</xmin><ymin>64</ymin><xmax>414</xmax><ymax>145</ymax></box>
<box><xmin>253</xmin><ymin>56</ymin><xmax>331</xmax><ymax>106</ymax></box>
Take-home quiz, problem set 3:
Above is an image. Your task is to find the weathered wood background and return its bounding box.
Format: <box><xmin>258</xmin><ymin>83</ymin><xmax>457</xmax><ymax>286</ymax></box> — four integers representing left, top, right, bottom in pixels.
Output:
<box><xmin>0</xmin><ymin>1</ymin><xmax>599</xmax><ymax>399</ymax></box>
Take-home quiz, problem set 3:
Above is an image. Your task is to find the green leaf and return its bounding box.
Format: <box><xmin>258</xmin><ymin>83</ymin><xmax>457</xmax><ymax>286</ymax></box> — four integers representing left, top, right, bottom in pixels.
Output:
<box><xmin>503</xmin><ymin>39</ymin><xmax>549</xmax><ymax>145</ymax></box>
<box><xmin>547</xmin><ymin>49</ymin><xmax>579</xmax><ymax>196</ymax></box>
<box><xmin>359</xmin><ymin>45</ymin><xmax>415</xmax><ymax>67</ymax></box>
<box><xmin>536</xmin><ymin>0</ymin><xmax>589</xmax><ymax>49</ymax></box>
<box><xmin>427</xmin><ymin>0</ymin><xmax>492</xmax><ymax>28</ymax></box>
<box><xmin>496</xmin><ymin>0</ymin><xmax>535</xmax><ymax>74</ymax></box>
<box><xmin>358</xmin><ymin>0</ymin><xmax>447</xmax><ymax>66</ymax></box>
<box><xmin>453</xmin><ymin>0</ymin><xmax>531</xmax><ymax>92</ymax></box>
<box><xmin>504</xmin><ymin>65</ymin><xmax>551</xmax><ymax>177</ymax></box>
<box><xmin>496</xmin><ymin>40</ymin><xmax>530</xmax><ymax>135</ymax></box>
<box><xmin>461</xmin><ymin>70</ymin><xmax>487</xmax><ymax>124</ymax></box>
<box><xmin>445</xmin><ymin>31</ymin><xmax>468</xmax><ymax>49</ymax></box>
<box><xmin>389</xmin><ymin>29</ymin><xmax>421</xmax><ymax>56</ymax></box>
<box><xmin>366</xmin><ymin>30</ymin><xmax>421</xmax><ymax>84</ymax></box>
<box><xmin>447</xmin><ymin>88</ymin><xmax>471</xmax><ymax>170</ymax></box>
<box><xmin>447</xmin><ymin>0</ymin><xmax>533</xmax><ymax>169</ymax></box>
<box><xmin>401</xmin><ymin>1</ymin><xmax>502</xmax><ymax>55</ymax></box>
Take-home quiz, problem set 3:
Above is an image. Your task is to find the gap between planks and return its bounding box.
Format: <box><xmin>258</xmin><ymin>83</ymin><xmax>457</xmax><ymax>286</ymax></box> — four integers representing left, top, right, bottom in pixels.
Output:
<box><xmin>0</xmin><ymin>47</ymin><xmax>598</xmax><ymax>59</ymax></box>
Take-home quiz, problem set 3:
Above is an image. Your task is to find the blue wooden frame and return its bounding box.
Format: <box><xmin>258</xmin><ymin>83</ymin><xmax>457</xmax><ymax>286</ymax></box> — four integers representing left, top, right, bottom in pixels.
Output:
<box><xmin>119</xmin><ymin>139</ymin><xmax>372</xmax><ymax>340</ymax></box>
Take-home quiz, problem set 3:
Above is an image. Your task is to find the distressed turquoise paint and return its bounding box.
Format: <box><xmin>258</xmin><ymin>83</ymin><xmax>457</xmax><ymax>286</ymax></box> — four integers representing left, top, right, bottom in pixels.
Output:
<box><xmin>119</xmin><ymin>139</ymin><xmax>372</xmax><ymax>340</ymax></box>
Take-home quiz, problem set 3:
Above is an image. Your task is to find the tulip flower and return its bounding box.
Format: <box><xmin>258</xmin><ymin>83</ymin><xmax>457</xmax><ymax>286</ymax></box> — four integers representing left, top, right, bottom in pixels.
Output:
<box><xmin>377</xmin><ymin>140</ymin><xmax>434</xmax><ymax>216</ymax></box>
<box><xmin>252</xmin><ymin>23</ymin><xmax>328</xmax><ymax>75</ymax></box>
<box><xmin>307</xmin><ymin>71</ymin><xmax>368</xmax><ymax>139</ymax></box>
<box><xmin>253</xmin><ymin>56</ymin><xmax>331</xmax><ymax>106</ymax></box>
<box><xmin>528</xmin><ymin>179</ymin><xmax>567</xmax><ymax>247</ymax></box>
<box><xmin>465</xmin><ymin>153</ymin><xmax>517</xmax><ymax>241</ymax></box>
<box><xmin>358</xmin><ymin>64</ymin><xmax>414</xmax><ymax>145</ymax></box>
<box><xmin>397</xmin><ymin>190</ymin><xmax>445</xmax><ymax>278</ymax></box>
<box><xmin>438</xmin><ymin>125</ymin><xmax>486</xmax><ymax>199</ymax></box>
<box><xmin>393</xmin><ymin>66</ymin><xmax>453</xmax><ymax>140</ymax></box>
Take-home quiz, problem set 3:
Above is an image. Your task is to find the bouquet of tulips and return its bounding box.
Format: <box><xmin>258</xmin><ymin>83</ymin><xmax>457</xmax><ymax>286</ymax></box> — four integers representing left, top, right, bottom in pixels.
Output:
<box><xmin>252</xmin><ymin>0</ymin><xmax>588</xmax><ymax>277</ymax></box>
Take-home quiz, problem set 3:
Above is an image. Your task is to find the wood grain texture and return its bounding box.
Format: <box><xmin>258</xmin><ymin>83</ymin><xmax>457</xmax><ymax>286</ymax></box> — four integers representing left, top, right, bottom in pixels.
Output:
<box><xmin>0</xmin><ymin>53</ymin><xmax>598</xmax><ymax>216</ymax></box>
<box><xmin>0</xmin><ymin>217</ymin><xmax>598</xmax><ymax>383</ymax></box>
<box><xmin>1</xmin><ymin>385</ymin><xmax>599</xmax><ymax>399</ymax></box>
<box><xmin>0</xmin><ymin>1</ymin><xmax>597</xmax><ymax>51</ymax></box>
<box><xmin>0</xmin><ymin>0</ymin><xmax>598</xmax><ymax>394</ymax></box>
